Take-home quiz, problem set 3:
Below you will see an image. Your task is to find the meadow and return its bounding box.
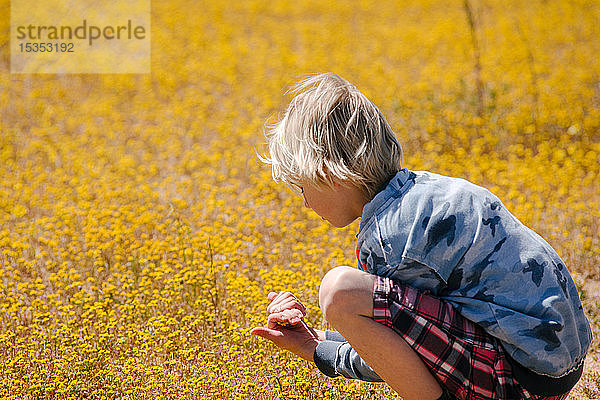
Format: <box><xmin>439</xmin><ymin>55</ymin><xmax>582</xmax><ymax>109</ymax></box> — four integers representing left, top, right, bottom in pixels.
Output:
<box><xmin>1</xmin><ymin>0</ymin><xmax>599</xmax><ymax>398</ymax></box>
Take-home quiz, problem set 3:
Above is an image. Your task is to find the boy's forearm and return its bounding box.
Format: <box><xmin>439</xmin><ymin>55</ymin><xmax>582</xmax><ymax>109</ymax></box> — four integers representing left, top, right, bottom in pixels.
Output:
<box><xmin>298</xmin><ymin>329</ymin><xmax>344</xmax><ymax>361</ymax></box>
<box><xmin>298</xmin><ymin>340</ymin><xmax>319</xmax><ymax>362</ymax></box>
<box><xmin>324</xmin><ymin>330</ymin><xmax>346</xmax><ymax>342</ymax></box>
<box><xmin>311</xmin><ymin>330</ymin><xmax>382</xmax><ymax>382</ymax></box>
<box><xmin>310</xmin><ymin>329</ymin><xmax>346</xmax><ymax>342</ymax></box>
<box><xmin>313</xmin><ymin>340</ymin><xmax>383</xmax><ymax>382</ymax></box>
<box><xmin>297</xmin><ymin>324</ymin><xmax>325</xmax><ymax>361</ymax></box>
<box><xmin>313</xmin><ymin>328</ymin><xmax>327</xmax><ymax>341</ymax></box>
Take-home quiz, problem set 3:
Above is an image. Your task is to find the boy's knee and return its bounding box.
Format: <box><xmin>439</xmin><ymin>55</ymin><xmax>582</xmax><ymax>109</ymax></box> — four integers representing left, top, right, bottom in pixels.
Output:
<box><xmin>319</xmin><ymin>266</ymin><xmax>373</xmax><ymax>324</ymax></box>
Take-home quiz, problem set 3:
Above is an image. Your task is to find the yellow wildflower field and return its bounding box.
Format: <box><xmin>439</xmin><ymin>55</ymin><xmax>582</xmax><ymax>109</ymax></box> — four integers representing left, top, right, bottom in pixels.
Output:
<box><xmin>1</xmin><ymin>0</ymin><xmax>599</xmax><ymax>399</ymax></box>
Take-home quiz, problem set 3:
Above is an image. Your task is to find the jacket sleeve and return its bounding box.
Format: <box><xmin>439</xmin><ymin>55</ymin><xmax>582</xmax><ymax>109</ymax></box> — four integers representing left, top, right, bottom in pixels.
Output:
<box><xmin>313</xmin><ymin>337</ymin><xmax>383</xmax><ymax>382</ymax></box>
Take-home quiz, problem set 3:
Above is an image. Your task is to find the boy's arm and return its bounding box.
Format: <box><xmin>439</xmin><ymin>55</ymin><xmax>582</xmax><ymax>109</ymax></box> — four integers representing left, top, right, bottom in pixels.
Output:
<box><xmin>324</xmin><ymin>330</ymin><xmax>346</xmax><ymax>342</ymax></box>
<box><xmin>314</xmin><ymin>339</ymin><xmax>383</xmax><ymax>382</ymax></box>
<box><xmin>252</xmin><ymin>318</ymin><xmax>383</xmax><ymax>382</ymax></box>
<box><xmin>250</xmin><ymin>310</ymin><xmax>321</xmax><ymax>362</ymax></box>
<box><xmin>252</xmin><ymin>292</ymin><xmax>382</xmax><ymax>382</ymax></box>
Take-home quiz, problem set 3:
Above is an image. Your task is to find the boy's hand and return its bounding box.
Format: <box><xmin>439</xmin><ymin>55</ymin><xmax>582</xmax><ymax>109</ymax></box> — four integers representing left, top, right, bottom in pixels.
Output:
<box><xmin>265</xmin><ymin>308</ymin><xmax>304</xmax><ymax>326</ymax></box>
<box><xmin>250</xmin><ymin>312</ymin><xmax>320</xmax><ymax>362</ymax></box>
<box><xmin>266</xmin><ymin>291</ymin><xmax>307</xmax><ymax>321</ymax></box>
<box><xmin>250</xmin><ymin>291</ymin><xmax>321</xmax><ymax>361</ymax></box>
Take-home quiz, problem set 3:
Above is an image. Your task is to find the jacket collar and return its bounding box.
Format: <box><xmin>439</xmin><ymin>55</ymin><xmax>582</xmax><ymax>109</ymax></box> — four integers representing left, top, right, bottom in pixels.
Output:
<box><xmin>358</xmin><ymin>168</ymin><xmax>414</xmax><ymax>235</ymax></box>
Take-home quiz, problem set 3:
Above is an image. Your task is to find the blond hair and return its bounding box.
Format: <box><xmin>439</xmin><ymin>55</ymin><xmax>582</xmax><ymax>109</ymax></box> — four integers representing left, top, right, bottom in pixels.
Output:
<box><xmin>261</xmin><ymin>72</ymin><xmax>403</xmax><ymax>198</ymax></box>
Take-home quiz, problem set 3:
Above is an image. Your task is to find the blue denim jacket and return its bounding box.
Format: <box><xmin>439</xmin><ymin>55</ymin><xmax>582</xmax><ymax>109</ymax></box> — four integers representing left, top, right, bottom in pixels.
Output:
<box><xmin>314</xmin><ymin>169</ymin><xmax>591</xmax><ymax>380</ymax></box>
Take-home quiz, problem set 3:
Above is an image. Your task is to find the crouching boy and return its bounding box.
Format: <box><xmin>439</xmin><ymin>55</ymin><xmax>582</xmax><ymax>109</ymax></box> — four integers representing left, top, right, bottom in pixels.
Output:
<box><xmin>250</xmin><ymin>72</ymin><xmax>592</xmax><ymax>400</ymax></box>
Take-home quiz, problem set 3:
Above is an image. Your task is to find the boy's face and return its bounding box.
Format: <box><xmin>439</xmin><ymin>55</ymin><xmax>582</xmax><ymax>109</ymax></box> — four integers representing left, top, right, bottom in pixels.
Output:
<box><xmin>295</xmin><ymin>181</ymin><xmax>367</xmax><ymax>228</ymax></box>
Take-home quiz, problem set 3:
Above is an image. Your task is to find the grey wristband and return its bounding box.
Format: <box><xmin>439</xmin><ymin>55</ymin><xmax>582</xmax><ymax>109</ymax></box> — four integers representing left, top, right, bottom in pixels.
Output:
<box><xmin>313</xmin><ymin>340</ymin><xmax>342</xmax><ymax>378</ymax></box>
<box><xmin>325</xmin><ymin>330</ymin><xmax>346</xmax><ymax>342</ymax></box>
